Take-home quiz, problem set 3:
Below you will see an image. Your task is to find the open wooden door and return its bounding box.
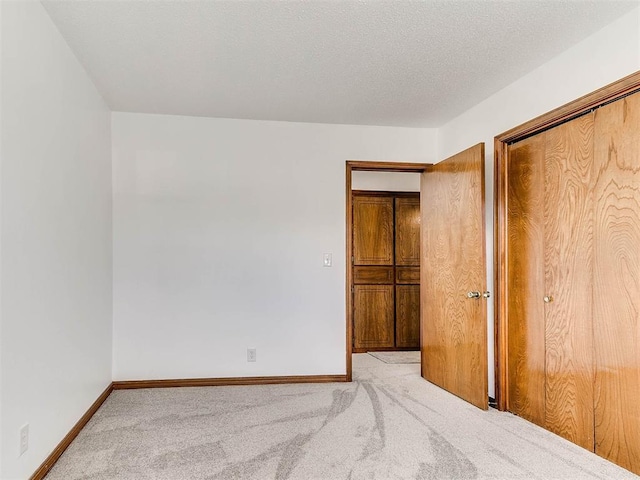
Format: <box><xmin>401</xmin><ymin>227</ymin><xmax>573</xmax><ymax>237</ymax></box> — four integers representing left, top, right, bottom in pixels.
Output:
<box><xmin>421</xmin><ymin>143</ymin><xmax>488</xmax><ymax>410</ymax></box>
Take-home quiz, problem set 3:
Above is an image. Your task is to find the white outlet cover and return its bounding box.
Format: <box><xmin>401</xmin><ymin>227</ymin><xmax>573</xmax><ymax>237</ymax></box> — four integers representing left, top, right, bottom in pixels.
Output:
<box><xmin>323</xmin><ymin>253</ymin><xmax>332</xmax><ymax>267</ymax></box>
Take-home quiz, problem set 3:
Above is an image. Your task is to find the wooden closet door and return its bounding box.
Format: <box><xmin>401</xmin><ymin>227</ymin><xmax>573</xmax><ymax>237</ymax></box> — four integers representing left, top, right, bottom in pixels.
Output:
<box><xmin>593</xmin><ymin>93</ymin><xmax>640</xmax><ymax>475</ymax></box>
<box><xmin>506</xmin><ymin>132</ymin><xmax>547</xmax><ymax>427</ymax></box>
<box><xmin>543</xmin><ymin>113</ymin><xmax>595</xmax><ymax>450</ymax></box>
<box><xmin>353</xmin><ymin>196</ymin><xmax>394</xmax><ymax>265</ymax></box>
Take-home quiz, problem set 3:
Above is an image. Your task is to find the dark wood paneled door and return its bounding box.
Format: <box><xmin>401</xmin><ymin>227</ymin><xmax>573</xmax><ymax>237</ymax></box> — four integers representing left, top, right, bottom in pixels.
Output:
<box><xmin>352</xmin><ymin>192</ymin><xmax>420</xmax><ymax>351</ymax></box>
<box><xmin>420</xmin><ymin>143</ymin><xmax>488</xmax><ymax>410</ymax></box>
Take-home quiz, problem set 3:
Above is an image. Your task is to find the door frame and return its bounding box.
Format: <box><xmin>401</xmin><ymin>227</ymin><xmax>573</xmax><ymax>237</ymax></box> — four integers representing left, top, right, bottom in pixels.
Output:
<box><xmin>493</xmin><ymin>70</ymin><xmax>640</xmax><ymax>411</ymax></box>
<box><xmin>345</xmin><ymin>161</ymin><xmax>431</xmax><ymax>381</ymax></box>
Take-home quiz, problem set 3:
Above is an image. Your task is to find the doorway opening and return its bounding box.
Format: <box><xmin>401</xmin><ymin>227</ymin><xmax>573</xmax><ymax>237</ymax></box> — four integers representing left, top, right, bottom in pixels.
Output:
<box><xmin>346</xmin><ymin>146</ymin><xmax>489</xmax><ymax>411</ymax></box>
<box><xmin>345</xmin><ymin>161</ymin><xmax>429</xmax><ymax>382</ymax></box>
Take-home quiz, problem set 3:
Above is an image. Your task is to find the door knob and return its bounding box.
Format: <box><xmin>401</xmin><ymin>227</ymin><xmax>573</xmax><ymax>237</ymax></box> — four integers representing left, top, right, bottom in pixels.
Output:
<box><xmin>467</xmin><ymin>291</ymin><xmax>481</xmax><ymax>299</ymax></box>
<box><xmin>543</xmin><ymin>295</ymin><xmax>554</xmax><ymax>303</ymax></box>
<box><xmin>483</xmin><ymin>291</ymin><xmax>491</xmax><ymax>299</ymax></box>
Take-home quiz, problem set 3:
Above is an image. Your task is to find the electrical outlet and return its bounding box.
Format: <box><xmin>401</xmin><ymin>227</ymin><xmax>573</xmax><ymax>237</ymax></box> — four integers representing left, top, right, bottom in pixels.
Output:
<box><xmin>247</xmin><ymin>348</ymin><xmax>257</xmax><ymax>362</ymax></box>
<box><xmin>323</xmin><ymin>253</ymin><xmax>332</xmax><ymax>267</ymax></box>
<box><xmin>19</xmin><ymin>424</ymin><xmax>29</xmax><ymax>456</ymax></box>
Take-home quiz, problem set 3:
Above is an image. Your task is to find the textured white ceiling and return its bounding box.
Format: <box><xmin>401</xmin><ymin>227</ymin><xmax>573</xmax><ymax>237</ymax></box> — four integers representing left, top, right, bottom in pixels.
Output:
<box><xmin>42</xmin><ymin>0</ymin><xmax>638</xmax><ymax>127</ymax></box>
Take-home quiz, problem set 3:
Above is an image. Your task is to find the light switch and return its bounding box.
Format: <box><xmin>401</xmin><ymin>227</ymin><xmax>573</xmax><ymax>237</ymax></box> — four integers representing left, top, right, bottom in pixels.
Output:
<box><xmin>323</xmin><ymin>253</ymin><xmax>332</xmax><ymax>267</ymax></box>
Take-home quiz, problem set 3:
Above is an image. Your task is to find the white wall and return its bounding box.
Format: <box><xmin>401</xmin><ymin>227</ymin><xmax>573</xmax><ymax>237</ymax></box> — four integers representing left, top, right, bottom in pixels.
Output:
<box><xmin>351</xmin><ymin>171</ymin><xmax>420</xmax><ymax>192</ymax></box>
<box><xmin>438</xmin><ymin>6</ymin><xmax>640</xmax><ymax>398</ymax></box>
<box><xmin>112</xmin><ymin>113</ymin><xmax>437</xmax><ymax>380</ymax></box>
<box><xmin>0</xmin><ymin>3</ymin><xmax>112</xmax><ymax>479</ymax></box>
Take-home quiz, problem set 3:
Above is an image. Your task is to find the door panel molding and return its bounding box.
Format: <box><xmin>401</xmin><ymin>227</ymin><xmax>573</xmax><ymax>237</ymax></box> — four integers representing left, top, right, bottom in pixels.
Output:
<box><xmin>353</xmin><ymin>196</ymin><xmax>394</xmax><ymax>266</ymax></box>
<box><xmin>353</xmin><ymin>285</ymin><xmax>395</xmax><ymax>349</ymax></box>
<box><xmin>351</xmin><ymin>191</ymin><xmax>421</xmax><ymax>351</ymax></box>
<box><xmin>395</xmin><ymin>197</ymin><xmax>421</xmax><ymax>266</ymax></box>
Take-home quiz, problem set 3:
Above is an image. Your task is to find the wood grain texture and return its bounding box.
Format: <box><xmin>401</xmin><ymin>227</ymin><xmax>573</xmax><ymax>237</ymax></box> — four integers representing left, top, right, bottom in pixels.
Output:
<box><xmin>30</xmin><ymin>384</ymin><xmax>113</xmax><ymax>480</ymax></box>
<box><xmin>353</xmin><ymin>284</ymin><xmax>395</xmax><ymax>349</ymax></box>
<box><xmin>353</xmin><ymin>196</ymin><xmax>394</xmax><ymax>266</ymax></box>
<box><xmin>543</xmin><ymin>113</ymin><xmax>595</xmax><ymax>450</ymax></box>
<box><xmin>506</xmin><ymin>133</ymin><xmax>547</xmax><ymax>427</ymax></box>
<box><xmin>395</xmin><ymin>197</ymin><xmax>421</xmax><ymax>266</ymax></box>
<box><xmin>353</xmin><ymin>266</ymin><xmax>394</xmax><ymax>284</ymax></box>
<box><xmin>421</xmin><ymin>143</ymin><xmax>488</xmax><ymax>410</ymax></box>
<box><xmin>396</xmin><ymin>267</ymin><xmax>420</xmax><ymax>284</ymax></box>
<box><xmin>593</xmin><ymin>94</ymin><xmax>640</xmax><ymax>475</ymax></box>
<box><xmin>113</xmin><ymin>375</ymin><xmax>348</xmax><ymax>390</ymax></box>
<box><xmin>396</xmin><ymin>285</ymin><xmax>420</xmax><ymax>348</ymax></box>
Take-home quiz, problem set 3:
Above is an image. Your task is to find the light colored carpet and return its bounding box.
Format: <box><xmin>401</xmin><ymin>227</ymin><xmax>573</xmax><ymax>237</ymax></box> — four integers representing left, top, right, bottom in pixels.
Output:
<box><xmin>45</xmin><ymin>354</ymin><xmax>639</xmax><ymax>480</ymax></box>
<box><xmin>368</xmin><ymin>351</ymin><xmax>420</xmax><ymax>364</ymax></box>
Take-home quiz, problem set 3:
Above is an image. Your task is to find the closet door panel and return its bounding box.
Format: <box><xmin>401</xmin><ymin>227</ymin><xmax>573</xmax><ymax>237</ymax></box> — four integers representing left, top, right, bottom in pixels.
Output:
<box><xmin>506</xmin><ymin>133</ymin><xmax>547</xmax><ymax>426</ymax></box>
<box><xmin>353</xmin><ymin>266</ymin><xmax>394</xmax><ymax>285</ymax></box>
<box><xmin>593</xmin><ymin>94</ymin><xmax>640</xmax><ymax>475</ymax></box>
<box><xmin>353</xmin><ymin>285</ymin><xmax>395</xmax><ymax>349</ymax></box>
<box><xmin>396</xmin><ymin>285</ymin><xmax>420</xmax><ymax>348</ymax></box>
<box><xmin>353</xmin><ymin>196</ymin><xmax>394</xmax><ymax>265</ymax></box>
<box><xmin>543</xmin><ymin>114</ymin><xmax>595</xmax><ymax>450</ymax></box>
<box><xmin>395</xmin><ymin>197</ymin><xmax>421</xmax><ymax>266</ymax></box>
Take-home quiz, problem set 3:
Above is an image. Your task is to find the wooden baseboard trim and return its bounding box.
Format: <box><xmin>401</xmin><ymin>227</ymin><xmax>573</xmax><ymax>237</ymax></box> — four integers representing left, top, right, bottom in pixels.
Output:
<box><xmin>112</xmin><ymin>374</ymin><xmax>348</xmax><ymax>390</ymax></box>
<box><xmin>29</xmin><ymin>383</ymin><xmax>114</xmax><ymax>480</ymax></box>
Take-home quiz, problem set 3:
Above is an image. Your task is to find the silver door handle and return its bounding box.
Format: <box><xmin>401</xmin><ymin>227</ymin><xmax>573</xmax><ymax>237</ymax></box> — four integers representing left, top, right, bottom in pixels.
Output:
<box><xmin>483</xmin><ymin>291</ymin><xmax>491</xmax><ymax>299</ymax></box>
<box><xmin>467</xmin><ymin>291</ymin><xmax>481</xmax><ymax>299</ymax></box>
<box><xmin>543</xmin><ymin>295</ymin><xmax>554</xmax><ymax>303</ymax></box>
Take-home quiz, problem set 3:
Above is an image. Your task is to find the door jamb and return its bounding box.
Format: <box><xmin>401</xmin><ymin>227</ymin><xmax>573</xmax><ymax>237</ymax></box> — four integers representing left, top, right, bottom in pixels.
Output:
<box><xmin>493</xmin><ymin>70</ymin><xmax>640</xmax><ymax>411</ymax></box>
<box><xmin>345</xmin><ymin>161</ymin><xmax>431</xmax><ymax>381</ymax></box>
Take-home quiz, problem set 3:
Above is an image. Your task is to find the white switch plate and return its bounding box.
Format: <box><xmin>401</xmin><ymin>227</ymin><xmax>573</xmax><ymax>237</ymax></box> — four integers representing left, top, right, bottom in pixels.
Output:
<box><xmin>323</xmin><ymin>253</ymin><xmax>332</xmax><ymax>267</ymax></box>
<box><xmin>19</xmin><ymin>424</ymin><xmax>29</xmax><ymax>456</ymax></box>
<box><xmin>247</xmin><ymin>348</ymin><xmax>257</xmax><ymax>362</ymax></box>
